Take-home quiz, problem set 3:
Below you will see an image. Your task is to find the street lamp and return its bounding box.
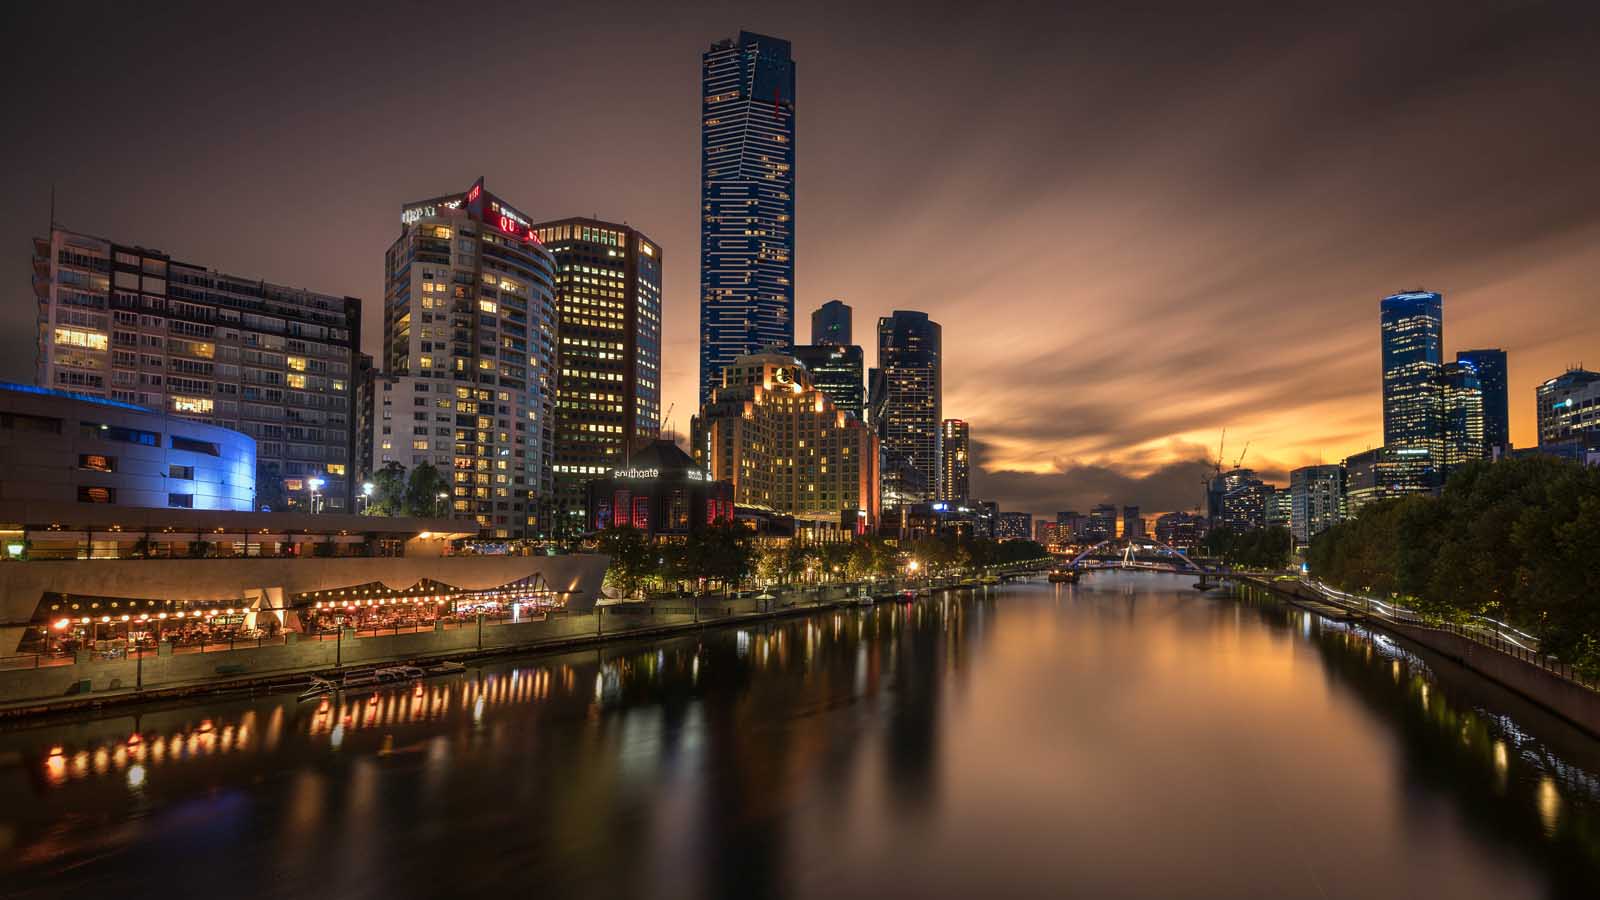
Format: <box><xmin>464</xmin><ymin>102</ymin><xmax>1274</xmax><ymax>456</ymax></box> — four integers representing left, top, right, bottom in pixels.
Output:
<box><xmin>307</xmin><ymin>477</ymin><xmax>325</xmax><ymax>515</ymax></box>
<box><xmin>360</xmin><ymin>481</ymin><xmax>374</xmax><ymax>512</ymax></box>
<box><xmin>436</xmin><ymin>491</ymin><xmax>449</xmax><ymax>517</ymax></box>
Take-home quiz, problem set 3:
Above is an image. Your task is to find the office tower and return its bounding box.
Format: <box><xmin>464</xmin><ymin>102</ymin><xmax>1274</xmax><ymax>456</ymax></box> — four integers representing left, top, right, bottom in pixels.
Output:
<box><xmin>1456</xmin><ymin>349</ymin><xmax>1509</xmax><ymax>453</ymax></box>
<box><xmin>975</xmin><ymin>500</ymin><xmax>999</xmax><ymax>539</ymax></box>
<box><xmin>940</xmin><ymin>419</ymin><xmax>970</xmax><ymax>502</ymax></box>
<box><xmin>1342</xmin><ymin>446</ymin><xmax>1434</xmax><ymax>514</ymax></box>
<box><xmin>698</xmin><ymin>351</ymin><xmax>879</xmax><ymax>534</ymax></box>
<box><xmin>1289</xmin><ymin>464</ymin><xmax>1344</xmax><ymax>544</ymax></box>
<box><xmin>699</xmin><ymin>31</ymin><xmax>797</xmax><ymax>406</ymax></box>
<box><xmin>1054</xmin><ymin>511</ymin><xmax>1085</xmax><ymax>542</ymax></box>
<box><xmin>997</xmin><ymin>511</ymin><xmax>1032</xmax><ymax>541</ymax></box>
<box><xmin>354</xmin><ymin>353</ymin><xmax>376</xmax><ymax>479</ymax></box>
<box><xmin>385</xmin><ymin>178</ymin><xmax>558</xmax><ymax>538</ymax></box>
<box><xmin>1121</xmin><ymin>505</ymin><xmax>1143</xmax><ymax>538</ymax></box>
<box><xmin>33</xmin><ymin>226</ymin><xmax>359</xmax><ymax>513</ymax></box>
<box><xmin>531</xmin><ymin>218</ymin><xmax>663</xmax><ymax>537</ymax></box>
<box><xmin>1380</xmin><ymin>290</ymin><xmax>1443</xmax><ymax>485</ymax></box>
<box><xmin>790</xmin><ymin>344</ymin><xmax>864</xmax><ymax>420</ymax></box>
<box><xmin>877</xmin><ymin>311</ymin><xmax>942</xmax><ymax>502</ymax></box>
<box><xmin>1433</xmin><ymin>361</ymin><xmax>1485</xmax><ymax>478</ymax></box>
<box><xmin>812</xmin><ymin>299</ymin><xmax>851</xmax><ymax>346</ymax></box>
<box><xmin>1219</xmin><ymin>478</ymin><xmax>1273</xmax><ymax>530</ymax></box>
<box><xmin>1536</xmin><ymin>368</ymin><xmax>1600</xmax><ymax>452</ymax></box>
<box><xmin>1087</xmin><ymin>504</ymin><xmax>1118</xmax><ymax>541</ymax></box>
<box><xmin>1265</xmin><ymin>489</ymin><xmax>1292</xmax><ymax>529</ymax></box>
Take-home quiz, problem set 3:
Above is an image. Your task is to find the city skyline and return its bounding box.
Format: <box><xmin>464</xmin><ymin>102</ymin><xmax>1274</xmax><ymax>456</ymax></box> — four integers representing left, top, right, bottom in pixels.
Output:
<box><xmin>6</xmin><ymin>1</ymin><xmax>1600</xmax><ymax>523</ymax></box>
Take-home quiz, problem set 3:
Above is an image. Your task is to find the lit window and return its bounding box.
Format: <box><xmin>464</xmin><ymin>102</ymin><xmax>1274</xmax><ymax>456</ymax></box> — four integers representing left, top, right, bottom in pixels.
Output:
<box><xmin>286</xmin><ymin>356</ymin><xmax>307</xmax><ymax>371</ymax></box>
<box><xmin>171</xmin><ymin>396</ymin><xmax>214</xmax><ymax>415</ymax></box>
<box><xmin>286</xmin><ymin>373</ymin><xmax>307</xmax><ymax>389</ymax></box>
<box><xmin>479</xmin><ymin>300</ymin><xmax>497</xmax><ymax>314</ymax></box>
<box><xmin>54</xmin><ymin>327</ymin><xmax>109</xmax><ymax>351</ymax></box>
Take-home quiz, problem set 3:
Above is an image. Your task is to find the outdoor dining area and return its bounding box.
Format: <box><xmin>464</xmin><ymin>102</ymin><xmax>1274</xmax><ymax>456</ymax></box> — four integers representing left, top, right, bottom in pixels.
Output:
<box><xmin>293</xmin><ymin>577</ymin><xmax>565</xmax><ymax>637</ymax></box>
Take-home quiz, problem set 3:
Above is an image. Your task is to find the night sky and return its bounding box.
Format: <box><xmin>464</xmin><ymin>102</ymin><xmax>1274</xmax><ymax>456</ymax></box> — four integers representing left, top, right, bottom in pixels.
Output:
<box><xmin>5</xmin><ymin>0</ymin><xmax>1598</xmax><ymax>520</ymax></box>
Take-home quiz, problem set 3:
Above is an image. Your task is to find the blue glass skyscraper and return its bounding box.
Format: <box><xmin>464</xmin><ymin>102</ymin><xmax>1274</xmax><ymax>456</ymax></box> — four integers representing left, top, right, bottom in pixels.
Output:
<box><xmin>1380</xmin><ymin>290</ymin><xmax>1443</xmax><ymax>490</ymax></box>
<box><xmin>699</xmin><ymin>31</ymin><xmax>796</xmax><ymax>407</ymax></box>
<box><xmin>1456</xmin><ymin>348</ymin><xmax>1508</xmax><ymax>453</ymax></box>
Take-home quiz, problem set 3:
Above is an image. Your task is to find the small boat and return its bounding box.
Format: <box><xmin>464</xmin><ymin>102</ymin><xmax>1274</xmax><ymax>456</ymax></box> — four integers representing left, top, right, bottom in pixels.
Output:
<box><xmin>855</xmin><ymin>592</ymin><xmax>876</xmax><ymax>607</ymax></box>
<box><xmin>297</xmin><ymin>660</ymin><xmax>467</xmax><ymax>701</ymax></box>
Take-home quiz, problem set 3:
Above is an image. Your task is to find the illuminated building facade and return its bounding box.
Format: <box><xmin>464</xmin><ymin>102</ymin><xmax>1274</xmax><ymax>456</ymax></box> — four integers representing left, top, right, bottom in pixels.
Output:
<box><xmin>1086</xmin><ymin>504</ymin><xmax>1117</xmax><ymax>541</ymax></box>
<box><xmin>1289</xmin><ymin>464</ymin><xmax>1344</xmax><ymax>544</ymax></box>
<box><xmin>384</xmin><ymin>179</ymin><xmax>558</xmax><ymax>538</ymax></box>
<box><xmin>812</xmin><ymin>299</ymin><xmax>851</xmax><ymax>346</ymax></box>
<box><xmin>1380</xmin><ymin>290</ymin><xmax>1443</xmax><ymax>485</ymax></box>
<box><xmin>1432</xmin><ymin>361</ymin><xmax>1485</xmax><ymax>478</ymax></box>
<box><xmin>876</xmin><ymin>311</ymin><xmax>942</xmax><ymax>503</ymax></box>
<box><xmin>1153</xmin><ymin>511</ymin><xmax>1205</xmax><ymax>553</ymax></box>
<box><xmin>0</xmin><ymin>381</ymin><xmax>255</xmax><ymax>512</ymax></box>
<box><xmin>790</xmin><ymin>343</ymin><xmax>864</xmax><ymax>422</ymax></box>
<box><xmin>586</xmin><ymin>439</ymin><xmax>733</xmax><ymax>540</ymax></box>
<box><xmin>939</xmin><ymin>419</ymin><xmax>970</xmax><ymax>502</ymax></box>
<box><xmin>997</xmin><ymin>511</ymin><xmax>1031</xmax><ymax>541</ymax></box>
<box><xmin>1343</xmin><ymin>446</ymin><xmax>1435</xmax><ymax>514</ymax></box>
<box><xmin>33</xmin><ymin>227</ymin><xmax>358</xmax><ymax>512</ymax></box>
<box><xmin>699</xmin><ymin>31</ymin><xmax>797</xmax><ymax>406</ymax></box>
<box><xmin>1456</xmin><ymin>348</ymin><xmax>1509</xmax><ymax>454</ymax></box>
<box><xmin>368</xmin><ymin>373</ymin><xmax>456</xmax><ymax>472</ymax></box>
<box><xmin>531</xmin><ymin>218</ymin><xmax>663</xmax><ymax>537</ymax></box>
<box><xmin>1536</xmin><ymin>368</ymin><xmax>1600</xmax><ymax>453</ymax></box>
<box><xmin>696</xmin><ymin>352</ymin><xmax>878</xmax><ymax>532</ymax></box>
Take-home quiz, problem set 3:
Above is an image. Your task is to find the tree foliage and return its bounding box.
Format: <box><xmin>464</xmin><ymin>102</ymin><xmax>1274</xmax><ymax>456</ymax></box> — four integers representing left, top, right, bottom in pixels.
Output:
<box><xmin>1201</xmin><ymin>525</ymin><xmax>1291</xmax><ymax>570</ymax></box>
<box><xmin>1307</xmin><ymin>457</ymin><xmax>1600</xmax><ymax>675</ymax></box>
<box><xmin>361</xmin><ymin>462</ymin><xmax>409</xmax><ymax>517</ymax></box>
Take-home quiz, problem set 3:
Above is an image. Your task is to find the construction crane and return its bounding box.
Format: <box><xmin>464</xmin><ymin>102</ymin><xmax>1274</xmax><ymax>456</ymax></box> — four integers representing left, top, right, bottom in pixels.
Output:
<box><xmin>658</xmin><ymin>402</ymin><xmax>676</xmax><ymax>441</ymax></box>
<box><xmin>1233</xmin><ymin>441</ymin><xmax>1250</xmax><ymax>470</ymax></box>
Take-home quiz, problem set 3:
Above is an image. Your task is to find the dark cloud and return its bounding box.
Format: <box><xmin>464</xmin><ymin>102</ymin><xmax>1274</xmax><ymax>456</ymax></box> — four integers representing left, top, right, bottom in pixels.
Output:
<box><xmin>3</xmin><ymin>0</ymin><xmax>1597</xmax><ymax>519</ymax></box>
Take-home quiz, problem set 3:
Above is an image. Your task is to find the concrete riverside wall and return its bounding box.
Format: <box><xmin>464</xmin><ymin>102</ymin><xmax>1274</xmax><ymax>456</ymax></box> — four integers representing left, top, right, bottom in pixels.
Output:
<box><xmin>1245</xmin><ymin>576</ymin><xmax>1600</xmax><ymax>739</ymax></box>
<box><xmin>0</xmin><ymin>609</ymin><xmax>691</xmax><ymax>710</ymax></box>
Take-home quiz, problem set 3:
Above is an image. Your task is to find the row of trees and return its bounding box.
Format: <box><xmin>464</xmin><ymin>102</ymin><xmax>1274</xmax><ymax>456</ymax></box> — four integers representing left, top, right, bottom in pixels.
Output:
<box><xmin>1307</xmin><ymin>457</ymin><xmax>1600</xmax><ymax>675</ymax></box>
<box><xmin>1200</xmin><ymin>525</ymin><xmax>1292</xmax><ymax>570</ymax></box>
<box><xmin>360</xmin><ymin>462</ymin><xmax>453</xmax><ymax>518</ymax></box>
<box><xmin>595</xmin><ymin>525</ymin><xmax>1048</xmax><ymax>599</ymax></box>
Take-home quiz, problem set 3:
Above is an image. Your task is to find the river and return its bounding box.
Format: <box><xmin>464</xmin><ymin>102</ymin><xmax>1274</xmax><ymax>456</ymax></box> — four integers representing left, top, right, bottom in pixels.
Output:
<box><xmin>2</xmin><ymin>573</ymin><xmax>1597</xmax><ymax>898</ymax></box>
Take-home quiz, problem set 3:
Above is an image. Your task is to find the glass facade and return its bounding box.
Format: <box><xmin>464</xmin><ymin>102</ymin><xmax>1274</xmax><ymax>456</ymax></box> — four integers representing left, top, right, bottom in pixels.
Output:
<box><xmin>699</xmin><ymin>31</ymin><xmax>796</xmax><ymax>407</ymax></box>
<box><xmin>1289</xmin><ymin>464</ymin><xmax>1344</xmax><ymax>544</ymax></box>
<box><xmin>940</xmin><ymin>419</ymin><xmax>970</xmax><ymax>503</ymax></box>
<box><xmin>533</xmin><ymin>218</ymin><xmax>663</xmax><ymax>538</ymax></box>
<box><xmin>1456</xmin><ymin>348</ymin><xmax>1508</xmax><ymax>453</ymax></box>
<box><xmin>1536</xmin><ymin>368</ymin><xmax>1600</xmax><ymax>451</ymax></box>
<box><xmin>790</xmin><ymin>343</ymin><xmax>864</xmax><ymax>421</ymax></box>
<box><xmin>1433</xmin><ymin>361</ymin><xmax>1485</xmax><ymax>477</ymax></box>
<box><xmin>1380</xmin><ymin>290</ymin><xmax>1443</xmax><ymax>488</ymax></box>
<box><xmin>876</xmin><ymin>311</ymin><xmax>942</xmax><ymax>504</ymax></box>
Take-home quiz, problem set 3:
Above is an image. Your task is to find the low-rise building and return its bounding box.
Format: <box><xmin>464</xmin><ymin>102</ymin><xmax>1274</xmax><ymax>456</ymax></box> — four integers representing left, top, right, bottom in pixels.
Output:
<box><xmin>585</xmin><ymin>439</ymin><xmax>734</xmax><ymax>540</ymax></box>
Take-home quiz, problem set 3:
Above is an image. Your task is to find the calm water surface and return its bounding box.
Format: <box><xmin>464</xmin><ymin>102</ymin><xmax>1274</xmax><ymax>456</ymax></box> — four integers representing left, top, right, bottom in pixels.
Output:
<box><xmin>2</xmin><ymin>573</ymin><xmax>1599</xmax><ymax>899</ymax></box>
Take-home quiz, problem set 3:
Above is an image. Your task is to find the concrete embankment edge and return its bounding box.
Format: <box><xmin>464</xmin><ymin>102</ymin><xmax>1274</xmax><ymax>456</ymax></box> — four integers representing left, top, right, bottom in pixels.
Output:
<box><xmin>1239</xmin><ymin>575</ymin><xmax>1600</xmax><ymax>740</ymax></box>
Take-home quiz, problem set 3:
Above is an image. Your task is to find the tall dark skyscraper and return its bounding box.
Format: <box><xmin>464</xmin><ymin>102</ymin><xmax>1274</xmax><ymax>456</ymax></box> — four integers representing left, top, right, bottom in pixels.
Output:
<box><xmin>532</xmin><ymin>218</ymin><xmax>663</xmax><ymax>536</ymax></box>
<box><xmin>877</xmin><ymin>311</ymin><xmax>942</xmax><ymax>503</ymax></box>
<box><xmin>791</xmin><ymin>344</ymin><xmax>864</xmax><ymax>420</ymax></box>
<box><xmin>939</xmin><ymin>418</ymin><xmax>970</xmax><ymax>502</ymax></box>
<box><xmin>1379</xmin><ymin>290</ymin><xmax>1443</xmax><ymax>470</ymax></box>
<box><xmin>699</xmin><ymin>31</ymin><xmax>796</xmax><ymax>407</ymax></box>
<box><xmin>1456</xmin><ymin>348</ymin><xmax>1508</xmax><ymax>453</ymax></box>
<box><xmin>1432</xmin><ymin>361</ymin><xmax>1485</xmax><ymax>477</ymax></box>
<box><xmin>812</xmin><ymin>299</ymin><xmax>851</xmax><ymax>346</ymax></box>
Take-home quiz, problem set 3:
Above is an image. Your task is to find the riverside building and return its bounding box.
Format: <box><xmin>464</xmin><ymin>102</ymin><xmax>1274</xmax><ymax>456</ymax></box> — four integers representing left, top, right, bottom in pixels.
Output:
<box><xmin>531</xmin><ymin>218</ymin><xmax>663</xmax><ymax>538</ymax></box>
<box><xmin>33</xmin><ymin>226</ymin><xmax>359</xmax><ymax>512</ymax></box>
<box><xmin>383</xmin><ymin>179</ymin><xmax>558</xmax><ymax>538</ymax></box>
<box><xmin>1433</xmin><ymin>361</ymin><xmax>1486</xmax><ymax>478</ymax></box>
<box><xmin>699</xmin><ymin>31</ymin><xmax>797</xmax><ymax>406</ymax></box>
<box><xmin>1536</xmin><ymin>368</ymin><xmax>1600</xmax><ymax>455</ymax></box>
<box><xmin>1289</xmin><ymin>464</ymin><xmax>1344</xmax><ymax>544</ymax></box>
<box><xmin>1380</xmin><ymin>290</ymin><xmax>1443</xmax><ymax>488</ymax></box>
<box><xmin>696</xmin><ymin>351</ymin><xmax>879</xmax><ymax>537</ymax></box>
<box><xmin>939</xmin><ymin>419</ymin><xmax>971</xmax><ymax>503</ymax></box>
<box><xmin>876</xmin><ymin>311</ymin><xmax>942</xmax><ymax>503</ymax></box>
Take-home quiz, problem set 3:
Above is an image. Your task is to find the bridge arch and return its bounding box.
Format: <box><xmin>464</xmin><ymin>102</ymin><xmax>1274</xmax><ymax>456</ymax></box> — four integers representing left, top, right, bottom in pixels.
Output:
<box><xmin>1068</xmin><ymin>537</ymin><xmax>1205</xmax><ymax>573</ymax></box>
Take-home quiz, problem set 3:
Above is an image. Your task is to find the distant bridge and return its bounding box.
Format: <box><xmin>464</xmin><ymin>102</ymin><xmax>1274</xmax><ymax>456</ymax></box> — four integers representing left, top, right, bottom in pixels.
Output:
<box><xmin>1065</xmin><ymin>538</ymin><xmax>1222</xmax><ymax>575</ymax></box>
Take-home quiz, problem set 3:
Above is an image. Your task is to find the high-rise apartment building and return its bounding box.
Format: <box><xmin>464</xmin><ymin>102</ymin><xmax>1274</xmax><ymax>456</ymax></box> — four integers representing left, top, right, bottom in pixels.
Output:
<box><xmin>1380</xmin><ymin>290</ymin><xmax>1443</xmax><ymax>484</ymax></box>
<box><xmin>384</xmin><ymin>179</ymin><xmax>557</xmax><ymax>538</ymax></box>
<box><xmin>699</xmin><ymin>31</ymin><xmax>796</xmax><ymax>406</ymax></box>
<box><xmin>1536</xmin><ymin>368</ymin><xmax>1600</xmax><ymax>452</ymax></box>
<box><xmin>876</xmin><ymin>311</ymin><xmax>942</xmax><ymax>503</ymax></box>
<box><xmin>33</xmin><ymin>226</ymin><xmax>359</xmax><ymax>512</ymax></box>
<box><xmin>1086</xmin><ymin>504</ymin><xmax>1118</xmax><ymax>541</ymax></box>
<box><xmin>940</xmin><ymin>419</ymin><xmax>970</xmax><ymax>502</ymax></box>
<box><xmin>791</xmin><ymin>344</ymin><xmax>864</xmax><ymax>421</ymax></box>
<box><xmin>1433</xmin><ymin>361</ymin><xmax>1485</xmax><ymax>478</ymax></box>
<box><xmin>531</xmin><ymin>218</ymin><xmax>663</xmax><ymax>537</ymax></box>
<box><xmin>698</xmin><ymin>351</ymin><xmax>879</xmax><ymax>533</ymax></box>
<box><xmin>1456</xmin><ymin>348</ymin><xmax>1508</xmax><ymax>454</ymax></box>
<box><xmin>812</xmin><ymin>299</ymin><xmax>851</xmax><ymax>346</ymax></box>
<box><xmin>1289</xmin><ymin>464</ymin><xmax>1344</xmax><ymax>544</ymax></box>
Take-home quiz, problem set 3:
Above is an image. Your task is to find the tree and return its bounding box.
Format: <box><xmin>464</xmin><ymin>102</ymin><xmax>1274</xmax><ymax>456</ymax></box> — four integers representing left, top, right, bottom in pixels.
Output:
<box><xmin>361</xmin><ymin>462</ymin><xmax>409</xmax><ymax>517</ymax></box>
<box><xmin>596</xmin><ymin>527</ymin><xmax>655</xmax><ymax>599</ymax></box>
<box><xmin>405</xmin><ymin>463</ymin><xmax>451</xmax><ymax>517</ymax></box>
<box><xmin>685</xmin><ymin>523</ymin><xmax>757</xmax><ymax>594</ymax></box>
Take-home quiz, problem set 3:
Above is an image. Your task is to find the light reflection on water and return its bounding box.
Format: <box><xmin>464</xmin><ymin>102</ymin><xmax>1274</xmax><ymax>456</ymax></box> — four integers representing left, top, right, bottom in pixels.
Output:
<box><xmin>1</xmin><ymin>575</ymin><xmax>1598</xmax><ymax>898</ymax></box>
